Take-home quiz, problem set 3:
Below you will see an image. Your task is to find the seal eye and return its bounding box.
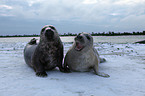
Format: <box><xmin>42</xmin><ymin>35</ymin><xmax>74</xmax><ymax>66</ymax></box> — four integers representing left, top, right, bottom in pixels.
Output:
<box><xmin>85</xmin><ymin>35</ymin><xmax>91</xmax><ymax>40</ymax></box>
<box><xmin>41</xmin><ymin>28</ymin><xmax>45</xmax><ymax>34</ymax></box>
<box><xmin>78</xmin><ymin>33</ymin><xmax>81</xmax><ymax>35</ymax></box>
<box><xmin>41</xmin><ymin>28</ymin><xmax>45</xmax><ymax>32</ymax></box>
<box><xmin>77</xmin><ymin>35</ymin><xmax>83</xmax><ymax>39</ymax></box>
<box><xmin>41</xmin><ymin>26</ymin><xmax>48</xmax><ymax>33</ymax></box>
<box><xmin>49</xmin><ymin>26</ymin><xmax>55</xmax><ymax>30</ymax></box>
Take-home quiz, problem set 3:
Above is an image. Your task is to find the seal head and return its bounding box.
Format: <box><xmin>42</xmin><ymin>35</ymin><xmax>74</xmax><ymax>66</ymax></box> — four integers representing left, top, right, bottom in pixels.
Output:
<box><xmin>74</xmin><ymin>33</ymin><xmax>93</xmax><ymax>51</ymax></box>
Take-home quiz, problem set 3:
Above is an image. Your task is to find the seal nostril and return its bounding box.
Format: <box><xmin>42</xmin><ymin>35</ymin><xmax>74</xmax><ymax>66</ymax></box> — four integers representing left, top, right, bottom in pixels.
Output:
<box><xmin>45</xmin><ymin>29</ymin><xmax>54</xmax><ymax>36</ymax></box>
<box><xmin>45</xmin><ymin>29</ymin><xmax>54</xmax><ymax>40</ymax></box>
<box><xmin>46</xmin><ymin>28</ymin><xmax>52</xmax><ymax>32</ymax></box>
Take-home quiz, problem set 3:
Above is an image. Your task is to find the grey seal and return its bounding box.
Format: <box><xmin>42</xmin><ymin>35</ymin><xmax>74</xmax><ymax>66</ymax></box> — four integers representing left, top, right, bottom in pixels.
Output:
<box><xmin>24</xmin><ymin>25</ymin><xmax>65</xmax><ymax>77</ymax></box>
<box><xmin>135</xmin><ymin>40</ymin><xmax>145</xmax><ymax>44</ymax></box>
<box><xmin>64</xmin><ymin>32</ymin><xmax>110</xmax><ymax>77</ymax></box>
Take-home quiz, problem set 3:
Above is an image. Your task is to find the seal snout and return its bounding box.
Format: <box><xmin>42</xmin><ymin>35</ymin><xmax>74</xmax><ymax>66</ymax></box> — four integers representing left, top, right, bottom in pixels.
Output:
<box><xmin>45</xmin><ymin>28</ymin><xmax>54</xmax><ymax>39</ymax></box>
<box><xmin>75</xmin><ymin>41</ymin><xmax>84</xmax><ymax>51</ymax></box>
<box><xmin>74</xmin><ymin>34</ymin><xmax>85</xmax><ymax>51</ymax></box>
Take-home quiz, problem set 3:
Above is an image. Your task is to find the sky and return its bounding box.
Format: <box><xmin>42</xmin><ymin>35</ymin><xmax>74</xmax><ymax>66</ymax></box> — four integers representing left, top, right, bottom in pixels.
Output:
<box><xmin>0</xmin><ymin>0</ymin><xmax>145</xmax><ymax>35</ymax></box>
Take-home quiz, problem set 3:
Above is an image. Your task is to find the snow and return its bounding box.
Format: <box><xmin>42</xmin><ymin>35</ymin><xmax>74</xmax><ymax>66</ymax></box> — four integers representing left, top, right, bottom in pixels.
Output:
<box><xmin>0</xmin><ymin>36</ymin><xmax>145</xmax><ymax>96</ymax></box>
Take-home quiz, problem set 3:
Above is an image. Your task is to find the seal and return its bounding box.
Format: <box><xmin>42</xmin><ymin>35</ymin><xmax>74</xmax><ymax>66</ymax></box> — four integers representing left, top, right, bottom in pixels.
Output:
<box><xmin>24</xmin><ymin>25</ymin><xmax>65</xmax><ymax>77</ymax></box>
<box><xmin>135</xmin><ymin>40</ymin><xmax>145</xmax><ymax>44</ymax></box>
<box><xmin>64</xmin><ymin>32</ymin><xmax>110</xmax><ymax>77</ymax></box>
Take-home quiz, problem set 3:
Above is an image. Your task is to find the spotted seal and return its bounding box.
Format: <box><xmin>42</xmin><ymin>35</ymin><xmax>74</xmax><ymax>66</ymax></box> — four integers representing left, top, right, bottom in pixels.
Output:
<box><xmin>24</xmin><ymin>25</ymin><xmax>65</xmax><ymax>77</ymax></box>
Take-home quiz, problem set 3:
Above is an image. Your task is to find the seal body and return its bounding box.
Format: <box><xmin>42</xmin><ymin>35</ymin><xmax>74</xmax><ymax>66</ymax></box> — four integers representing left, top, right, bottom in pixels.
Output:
<box><xmin>64</xmin><ymin>33</ymin><xmax>109</xmax><ymax>77</ymax></box>
<box><xmin>24</xmin><ymin>25</ymin><xmax>64</xmax><ymax>77</ymax></box>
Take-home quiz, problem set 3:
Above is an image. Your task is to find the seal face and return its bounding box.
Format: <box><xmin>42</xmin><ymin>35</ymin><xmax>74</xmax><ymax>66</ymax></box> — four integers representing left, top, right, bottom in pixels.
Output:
<box><xmin>64</xmin><ymin>32</ymin><xmax>109</xmax><ymax>77</ymax></box>
<box><xmin>24</xmin><ymin>25</ymin><xmax>65</xmax><ymax>77</ymax></box>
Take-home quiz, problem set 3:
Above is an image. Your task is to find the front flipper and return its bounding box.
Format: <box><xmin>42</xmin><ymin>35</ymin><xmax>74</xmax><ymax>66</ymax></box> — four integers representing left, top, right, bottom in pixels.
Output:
<box><xmin>57</xmin><ymin>58</ymin><xmax>71</xmax><ymax>73</ymax></box>
<box><xmin>36</xmin><ymin>71</ymin><xmax>47</xmax><ymax>77</ymax></box>
<box><xmin>63</xmin><ymin>61</ymin><xmax>71</xmax><ymax>73</ymax></box>
<box><xmin>32</xmin><ymin>48</ymin><xmax>48</xmax><ymax>77</ymax></box>
<box><xmin>63</xmin><ymin>67</ymin><xmax>71</xmax><ymax>73</ymax></box>
<box><xmin>93</xmin><ymin>64</ymin><xmax>110</xmax><ymax>78</ymax></box>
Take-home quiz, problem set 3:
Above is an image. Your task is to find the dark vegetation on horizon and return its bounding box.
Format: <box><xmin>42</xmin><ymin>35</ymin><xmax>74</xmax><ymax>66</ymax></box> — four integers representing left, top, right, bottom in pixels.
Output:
<box><xmin>0</xmin><ymin>31</ymin><xmax>145</xmax><ymax>37</ymax></box>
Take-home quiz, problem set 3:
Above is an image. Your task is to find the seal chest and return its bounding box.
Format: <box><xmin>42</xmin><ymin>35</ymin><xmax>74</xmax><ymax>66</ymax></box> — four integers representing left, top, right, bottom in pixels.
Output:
<box><xmin>67</xmin><ymin>49</ymin><xmax>97</xmax><ymax>72</ymax></box>
<box><xmin>64</xmin><ymin>32</ymin><xmax>110</xmax><ymax>77</ymax></box>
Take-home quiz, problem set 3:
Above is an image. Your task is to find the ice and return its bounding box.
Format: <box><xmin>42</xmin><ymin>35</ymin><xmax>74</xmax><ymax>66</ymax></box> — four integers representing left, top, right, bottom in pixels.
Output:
<box><xmin>0</xmin><ymin>36</ymin><xmax>145</xmax><ymax>96</ymax></box>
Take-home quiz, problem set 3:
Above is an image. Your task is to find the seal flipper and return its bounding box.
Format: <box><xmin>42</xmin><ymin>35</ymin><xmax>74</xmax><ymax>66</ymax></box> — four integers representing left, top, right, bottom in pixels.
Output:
<box><xmin>58</xmin><ymin>60</ymin><xmax>71</xmax><ymax>73</ymax></box>
<box><xmin>95</xmin><ymin>72</ymin><xmax>110</xmax><ymax>77</ymax></box>
<box><xmin>33</xmin><ymin>61</ymin><xmax>48</xmax><ymax>77</ymax></box>
<box><xmin>55</xmin><ymin>44</ymin><xmax>71</xmax><ymax>73</ymax></box>
<box><xmin>32</xmin><ymin>47</ymin><xmax>48</xmax><ymax>77</ymax></box>
<box><xmin>63</xmin><ymin>62</ymin><xmax>71</xmax><ymax>73</ymax></box>
<box><xmin>56</xmin><ymin>44</ymin><xmax>66</xmax><ymax>72</ymax></box>
<box><xmin>93</xmin><ymin>48</ymin><xmax>106</xmax><ymax>63</ymax></box>
<box><xmin>93</xmin><ymin>64</ymin><xmax>110</xmax><ymax>78</ymax></box>
<box><xmin>28</xmin><ymin>38</ymin><xmax>37</xmax><ymax>45</ymax></box>
<box><xmin>36</xmin><ymin>71</ymin><xmax>47</xmax><ymax>77</ymax></box>
<box><xmin>63</xmin><ymin>66</ymin><xmax>71</xmax><ymax>73</ymax></box>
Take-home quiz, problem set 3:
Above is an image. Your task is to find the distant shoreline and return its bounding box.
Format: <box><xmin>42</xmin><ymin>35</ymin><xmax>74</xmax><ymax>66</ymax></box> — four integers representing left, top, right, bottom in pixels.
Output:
<box><xmin>0</xmin><ymin>35</ymin><xmax>145</xmax><ymax>38</ymax></box>
<box><xmin>0</xmin><ymin>31</ymin><xmax>145</xmax><ymax>38</ymax></box>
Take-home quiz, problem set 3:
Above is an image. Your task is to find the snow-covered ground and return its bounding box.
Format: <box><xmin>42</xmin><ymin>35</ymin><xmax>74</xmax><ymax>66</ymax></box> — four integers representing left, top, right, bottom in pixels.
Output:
<box><xmin>0</xmin><ymin>36</ymin><xmax>145</xmax><ymax>96</ymax></box>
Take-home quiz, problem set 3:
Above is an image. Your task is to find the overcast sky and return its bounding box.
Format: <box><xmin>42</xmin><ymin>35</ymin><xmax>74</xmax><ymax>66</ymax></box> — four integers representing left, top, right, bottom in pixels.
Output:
<box><xmin>0</xmin><ymin>0</ymin><xmax>145</xmax><ymax>35</ymax></box>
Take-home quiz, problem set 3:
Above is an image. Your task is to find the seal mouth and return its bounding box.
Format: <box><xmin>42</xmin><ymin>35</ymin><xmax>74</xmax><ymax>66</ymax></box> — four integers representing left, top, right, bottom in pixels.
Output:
<box><xmin>75</xmin><ymin>41</ymin><xmax>84</xmax><ymax>51</ymax></box>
